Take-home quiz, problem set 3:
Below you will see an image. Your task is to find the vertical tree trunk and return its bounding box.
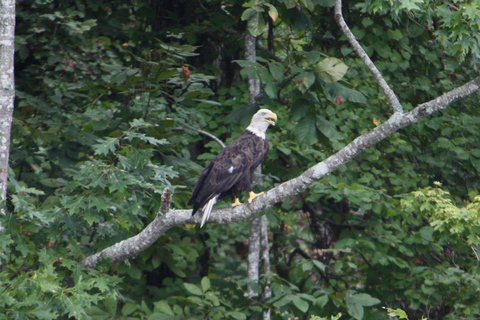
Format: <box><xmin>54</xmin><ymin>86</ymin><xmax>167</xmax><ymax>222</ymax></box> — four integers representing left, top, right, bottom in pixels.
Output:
<box><xmin>245</xmin><ymin>30</ymin><xmax>262</xmax><ymax>300</ymax></box>
<box><xmin>261</xmin><ymin>215</ymin><xmax>272</xmax><ymax>320</ymax></box>
<box><xmin>245</xmin><ymin>30</ymin><xmax>272</xmax><ymax>320</ymax></box>
<box><xmin>0</xmin><ymin>0</ymin><xmax>16</xmax><ymax>230</ymax></box>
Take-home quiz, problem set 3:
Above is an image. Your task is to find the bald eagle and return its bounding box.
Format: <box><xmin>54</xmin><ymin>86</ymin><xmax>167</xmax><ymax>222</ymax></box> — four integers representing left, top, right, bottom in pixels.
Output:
<box><xmin>188</xmin><ymin>109</ymin><xmax>277</xmax><ymax>227</ymax></box>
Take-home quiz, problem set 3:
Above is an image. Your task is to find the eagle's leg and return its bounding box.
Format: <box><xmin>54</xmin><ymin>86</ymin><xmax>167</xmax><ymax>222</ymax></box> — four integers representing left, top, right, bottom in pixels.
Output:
<box><xmin>231</xmin><ymin>198</ymin><xmax>242</xmax><ymax>207</ymax></box>
<box><xmin>248</xmin><ymin>191</ymin><xmax>264</xmax><ymax>203</ymax></box>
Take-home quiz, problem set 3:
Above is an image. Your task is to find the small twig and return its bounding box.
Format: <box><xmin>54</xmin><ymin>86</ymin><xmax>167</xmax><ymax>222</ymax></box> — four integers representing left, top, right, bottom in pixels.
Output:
<box><xmin>172</xmin><ymin>126</ymin><xmax>227</xmax><ymax>149</ymax></box>
<box><xmin>358</xmin><ymin>250</ymin><xmax>372</xmax><ymax>267</ymax></box>
<box><xmin>159</xmin><ymin>187</ymin><xmax>172</xmax><ymax>216</ymax></box>
<box><xmin>471</xmin><ymin>245</ymin><xmax>479</xmax><ymax>261</ymax></box>
<box><xmin>198</xmin><ymin>129</ymin><xmax>226</xmax><ymax>149</ymax></box>
<box><xmin>334</xmin><ymin>0</ymin><xmax>403</xmax><ymax>114</ymax></box>
<box><xmin>257</xmin><ymin>43</ymin><xmax>283</xmax><ymax>63</ymax></box>
<box><xmin>276</xmin><ymin>72</ymin><xmax>299</xmax><ymax>105</ymax></box>
<box><xmin>91</xmin><ymin>94</ymin><xmax>104</xmax><ymax>106</ymax></box>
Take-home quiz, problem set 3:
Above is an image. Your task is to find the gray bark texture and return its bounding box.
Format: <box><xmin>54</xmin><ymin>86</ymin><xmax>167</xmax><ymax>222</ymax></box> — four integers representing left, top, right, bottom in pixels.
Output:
<box><xmin>244</xmin><ymin>30</ymin><xmax>265</xmax><ymax>302</ymax></box>
<box><xmin>261</xmin><ymin>214</ymin><xmax>272</xmax><ymax>320</ymax></box>
<box><xmin>76</xmin><ymin>0</ymin><xmax>480</xmax><ymax>269</ymax></box>
<box><xmin>0</xmin><ymin>0</ymin><xmax>16</xmax><ymax>230</ymax></box>
<box><xmin>334</xmin><ymin>0</ymin><xmax>402</xmax><ymax>113</ymax></box>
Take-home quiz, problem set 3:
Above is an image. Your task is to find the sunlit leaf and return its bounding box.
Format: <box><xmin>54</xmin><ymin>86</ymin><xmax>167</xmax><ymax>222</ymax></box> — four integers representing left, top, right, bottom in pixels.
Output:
<box><xmin>313</xmin><ymin>57</ymin><xmax>349</xmax><ymax>83</ymax></box>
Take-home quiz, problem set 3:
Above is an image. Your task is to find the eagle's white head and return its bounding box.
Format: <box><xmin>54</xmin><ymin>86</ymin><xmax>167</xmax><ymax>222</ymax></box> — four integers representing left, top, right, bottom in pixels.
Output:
<box><xmin>246</xmin><ymin>109</ymin><xmax>277</xmax><ymax>139</ymax></box>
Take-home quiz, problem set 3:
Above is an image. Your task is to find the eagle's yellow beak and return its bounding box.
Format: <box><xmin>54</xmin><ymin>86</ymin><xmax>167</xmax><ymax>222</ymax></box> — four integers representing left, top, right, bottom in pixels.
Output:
<box><xmin>266</xmin><ymin>112</ymin><xmax>277</xmax><ymax>126</ymax></box>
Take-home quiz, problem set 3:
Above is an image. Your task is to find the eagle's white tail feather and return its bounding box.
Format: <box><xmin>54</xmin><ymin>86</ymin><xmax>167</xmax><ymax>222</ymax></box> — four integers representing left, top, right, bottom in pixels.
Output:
<box><xmin>201</xmin><ymin>196</ymin><xmax>218</xmax><ymax>228</ymax></box>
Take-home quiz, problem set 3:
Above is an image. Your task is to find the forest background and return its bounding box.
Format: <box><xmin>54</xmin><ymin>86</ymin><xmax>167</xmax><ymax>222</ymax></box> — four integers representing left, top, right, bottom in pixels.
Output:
<box><xmin>2</xmin><ymin>0</ymin><xmax>480</xmax><ymax>319</ymax></box>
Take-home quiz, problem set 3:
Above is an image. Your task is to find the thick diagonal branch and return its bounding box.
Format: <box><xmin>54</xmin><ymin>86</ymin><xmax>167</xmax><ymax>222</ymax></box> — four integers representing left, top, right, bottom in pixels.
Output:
<box><xmin>79</xmin><ymin>76</ymin><xmax>480</xmax><ymax>269</ymax></box>
<box><xmin>334</xmin><ymin>0</ymin><xmax>403</xmax><ymax>114</ymax></box>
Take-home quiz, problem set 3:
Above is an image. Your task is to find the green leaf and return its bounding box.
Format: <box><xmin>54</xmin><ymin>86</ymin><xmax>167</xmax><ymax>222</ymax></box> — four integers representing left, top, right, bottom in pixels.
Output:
<box><xmin>228</xmin><ymin>311</ymin><xmax>247</xmax><ymax>320</ymax></box>
<box><xmin>93</xmin><ymin>137</ymin><xmax>119</xmax><ymax>156</ymax></box>
<box><xmin>331</xmin><ymin>313</ymin><xmax>343</xmax><ymax>320</ymax></box>
<box><xmin>312</xmin><ymin>259</ymin><xmax>327</xmax><ymax>271</ymax></box>
<box><xmin>322</xmin><ymin>82</ymin><xmax>367</xmax><ymax>104</ymax></box>
<box><xmin>386</xmin><ymin>308</ymin><xmax>409</xmax><ymax>319</ymax></box>
<box><xmin>316</xmin><ymin>295</ymin><xmax>329</xmax><ymax>308</ymax></box>
<box><xmin>156</xmin><ymin>70</ymin><xmax>177</xmax><ymax>81</ymax></box>
<box><xmin>124</xmin><ymin>131</ymin><xmax>168</xmax><ymax>146</ymax></box>
<box><xmin>398</xmin><ymin>0</ymin><xmax>423</xmax><ymax>11</ymax></box>
<box><xmin>247</xmin><ymin>11</ymin><xmax>266</xmax><ymax>36</ymax></box>
<box><xmin>387</xmin><ymin>29</ymin><xmax>404</xmax><ymax>40</ymax></box>
<box><xmin>314</xmin><ymin>57</ymin><xmax>349</xmax><ymax>82</ymax></box>
<box><xmin>153</xmin><ymin>301</ymin><xmax>175</xmax><ymax>315</ymax></box>
<box><xmin>294</xmin><ymin>72</ymin><xmax>316</xmax><ymax>93</ymax></box>
<box><xmin>317</xmin><ymin>0</ymin><xmax>335</xmax><ymax>6</ymax></box>
<box><xmin>201</xmin><ymin>277</ymin><xmax>211</xmax><ymax>293</ymax></box>
<box><xmin>130</xmin><ymin>118</ymin><xmax>152</xmax><ymax>128</ymax></box>
<box><xmin>316</xmin><ymin>116</ymin><xmax>344</xmax><ymax>141</ymax></box>
<box><xmin>122</xmin><ymin>303</ymin><xmax>137</xmax><ymax>316</ymax></box>
<box><xmin>346</xmin><ymin>297</ymin><xmax>364</xmax><ymax>320</ymax></box>
<box><xmin>299</xmin><ymin>0</ymin><xmax>315</xmax><ymax>11</ymax></box>
<box><xmin>127</xmin><ymin>266</ymin><xmax>142</xmax><ymax>280</ymax></box>
<box><xmin>269</xmin><ymin>62</ymin><xmax>285</xmax><ymax>81</ymax></box>
<box><xmin>273</xmin><ymin>294</ymin><xmax>294</xmax><ymax>308</ymax></box>
<box><xmin>353</xmin><ymin>293</ymin><xmax>381</xmax><ymax>306</ymax></box>
<box><xmin>148</xmin><ymin>313</ymin><xmax>174</xmax><ymax>320</ymax></box>
<box><xmin>267</xmin><ymin>4</ymin><xmax>278</xmax><ymax>21</ymax></box>
<box><xmin>295</xmin><ymin>114</ymin><xmax>318</xmax><ymax>145</ymax></box>
<box><xmin>184</xmin><ymin>283</ymin><xmax>203</xmax><ymax>296</ymax></box>
<box><xmin>292</xmin><ymin>296</ymin><xmax>310</xmax><ymax>313</ymax></box>
<box><xmin>205</xmin><ymin>291</ymin><xmax>220</xmax><ymax>306</ymax></box>
<box><xmin>283</xmin><ymin>0</ymin><xmax>297</xmax><ymax>9</ymax></box>
<box><xmin>166</xmin><ymin>261</ymin><xmax>186</xmax><ymax>277</ymax></box>
<box><xmin>346</xmin><ymin>291</ymin><xmax>380</xmax><ymax>320</ymax></box>
<box><xmin>110</xmin><ymin>70</ymin><xmax>129</xmax><ymax>84</ymax></box>
<box><xmin>346</xmin><ymin>291</ymin><xmax>381</xmax><ymax>320</ymax></box>
<box><xmin>32</xmin><ymin>309</ymin><xmax>59</xmax><ymax>319</ymax></box>
<box><xmin>470</xmin><ymin>149</ymin><xmax>480</xmax><ymax>158</ymax></box>
<box><xmin>241</xmin><ymin>8</ymin><xmax>257</xmax><ymax>21</ymax></box>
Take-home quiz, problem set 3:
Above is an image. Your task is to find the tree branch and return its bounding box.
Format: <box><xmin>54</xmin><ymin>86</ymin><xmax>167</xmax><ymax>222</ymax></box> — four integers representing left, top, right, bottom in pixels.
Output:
<box><xmin>80</xmin><ymin>187</ymin><xmax>173</xmax><ymax>268</ymax></box>
<box><xmin>198</xmin><ymin>129</ymin><xmax>226</xmax><ymax>149</ymax></box>
<box><xmin>334</xmin><ymin>0</ymin><xmax>403</xmax><ymax>114</ymax></box>
<box><xmin>79</xmin><ymin>75</ymin><xmax>480</xmax><ymax>269</ymax></box>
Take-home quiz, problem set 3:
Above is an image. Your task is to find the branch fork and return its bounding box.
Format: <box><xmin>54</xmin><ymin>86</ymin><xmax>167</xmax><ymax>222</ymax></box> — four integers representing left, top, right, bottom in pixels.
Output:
<box><xmin>334</xmin><ymin>0</ymin><xmax>403</xmax><ymax>114</ymax></box>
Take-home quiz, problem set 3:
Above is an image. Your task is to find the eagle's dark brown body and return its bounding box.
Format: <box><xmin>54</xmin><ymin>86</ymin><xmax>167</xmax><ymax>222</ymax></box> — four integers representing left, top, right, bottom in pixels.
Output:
<box><xmin>188</xmin><ymin>130</ymin><xmax>269</xmax><ymax>216</ymax></box>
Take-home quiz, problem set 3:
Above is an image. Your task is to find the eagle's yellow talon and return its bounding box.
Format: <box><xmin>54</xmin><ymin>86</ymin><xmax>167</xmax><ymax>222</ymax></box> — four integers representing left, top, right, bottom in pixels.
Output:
<box><xmin>248</xmin><ymin>191</ymin><xmax>264</xmax><ymax>203</ymax></box>
<box><xmin>231</xmin><ymin>198</ymin><xmax>243</xmax><ymax>207</ymax></box>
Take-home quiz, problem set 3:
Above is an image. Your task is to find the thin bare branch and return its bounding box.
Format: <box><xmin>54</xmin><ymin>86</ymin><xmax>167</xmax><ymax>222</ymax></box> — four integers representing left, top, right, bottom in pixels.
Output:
<box><xmin>198</xmin><ymin>129</ymin><xmax>226</xmax><ymax>149</ymax></box>
<box><xmin>334</xmin><ymin>0</ymin><xmax>403</xmax><ymax>114</ymax></box>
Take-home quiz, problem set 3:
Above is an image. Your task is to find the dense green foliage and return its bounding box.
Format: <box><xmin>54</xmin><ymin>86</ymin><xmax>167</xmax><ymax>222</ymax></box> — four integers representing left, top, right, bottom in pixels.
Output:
<box><xmin>2</xmin><ymin>0</ymin><xmax>480</xmax><ymax>319</ymax></box>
